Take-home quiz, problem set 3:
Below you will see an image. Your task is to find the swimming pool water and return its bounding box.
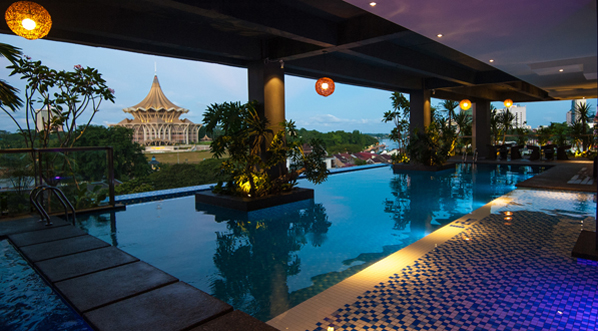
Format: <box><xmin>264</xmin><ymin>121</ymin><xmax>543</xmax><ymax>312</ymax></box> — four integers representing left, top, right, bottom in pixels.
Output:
<box><xmin>76</xmin><ymin>164</ymin><xmax>545</xmax><ymax>321</ymax></box>
<box><xmin>0</xmin><ymin>240</ymin><xmax>92</xmax><ymax>331</ymax></box>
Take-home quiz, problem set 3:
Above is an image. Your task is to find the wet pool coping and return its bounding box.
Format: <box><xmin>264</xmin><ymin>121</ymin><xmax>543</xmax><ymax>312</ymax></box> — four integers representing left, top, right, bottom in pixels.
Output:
<box><xmin>267</xmin><ymin>189</ymin><xmax>598</xmax><ymax>331</ymax></box>
<box><xmin>0</xmin><ymin>216</ymin><xmax>277</xmax><ymax>331</ymax></box>
<box><xmin>452</xmin><ymin>157</ymin><xmax>596</xmax><ymax>192</ymax></box>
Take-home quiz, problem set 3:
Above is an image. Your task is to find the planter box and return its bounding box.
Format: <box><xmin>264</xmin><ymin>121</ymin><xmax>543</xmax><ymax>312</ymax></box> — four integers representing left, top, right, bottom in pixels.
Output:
<box><xmin>392</xmin><ymin>162</ymin><xmax>456</xmax><ymax>173</ymax></box>
<box><xmin>195</xmin><ymin>188</ymin><xmax>314</xmax><ymax>212</ymax></box>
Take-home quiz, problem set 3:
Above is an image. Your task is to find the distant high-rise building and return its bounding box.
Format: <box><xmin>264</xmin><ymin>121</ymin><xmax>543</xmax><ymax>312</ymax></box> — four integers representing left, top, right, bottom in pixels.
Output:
<box><xmin>497</xmin><ymin>104</ymin><xmax>528</xmax><ymax>128</ymax></box>
<box><xmin>35</xmin><ymin>106</ymin><xmax>63</xmax><ymax>132</ymax></box>
<box><xmin>566</xmin><ymin>111</ymin><xmax>574</xmax><ymax>126</ymax></box>
<box><xmin>111</xmin><ymin>75</ymin><xmax>202</xmax><ymax>145</ymax></box>
<box><xmin>567</xmin><ymin>99</ymin><xmax>587</xmax><ymax>126</ymax></box>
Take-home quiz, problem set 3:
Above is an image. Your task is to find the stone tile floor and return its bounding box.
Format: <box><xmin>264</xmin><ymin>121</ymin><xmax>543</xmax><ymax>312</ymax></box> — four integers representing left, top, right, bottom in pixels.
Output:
<box><xmin>567</xmin><ymin>167</ymin><xmax>594</xmax><ymax>185</ymax></box>
<box><xmin>310</xmin><ymin>189</ymin><xmax>597</xmax><ymax>331</ymax></box>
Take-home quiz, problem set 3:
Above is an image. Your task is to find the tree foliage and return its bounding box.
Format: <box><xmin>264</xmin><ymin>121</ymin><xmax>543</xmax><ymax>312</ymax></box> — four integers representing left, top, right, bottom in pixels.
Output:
<box><xmin>574</xmin><ymin>102</ymin><xmax>594</xmax><ymax>151</ymax></box>
<box><xmin>114</xmin><ymin>158</ymin><xmax>230</xmax><ymax>195</ymax></box>
<box><xmin>382</xmin><ymin>92</ymin><xmax>410</xmax><ymax>158</ymax></box>
<box><xmin>203</xmin><ymin>101</ymin><xmax>328</xmax><ymax>198</ymax></box>
<box><xmin>440</xmin><ymin>100</ymin><xmax>459</xmax><ymax>128</ymax></box>
<box><xmin>0</xmin><ymin>42</ymin><xmax>23</xmax><ymax>111</ymax></box>
<box><xmin>384</xmin><ymin>93</ymin><xmax>457</xmax><ymax>165</ymax></box>
<box><xmin>288</xmin><ymin>128</ymin><xmax>378</xmax><ymax>154</ymax></box>
<box><xmin>1</xmin><ymin>54</ymin><xmax>114</xmax><ymax>148</ymax></box>
<box><xmin>406</xmin><ymin>120</ymin><xmax>454</xmax><ymax>166</ymax></box>
<box><xmin>72</xmin><ymin>125</ymin><xmax>150</xmax><ymax>180</ymax></box>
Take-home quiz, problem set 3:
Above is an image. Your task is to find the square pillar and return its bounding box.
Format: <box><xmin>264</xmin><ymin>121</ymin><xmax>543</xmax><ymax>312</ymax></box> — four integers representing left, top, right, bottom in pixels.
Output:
<box><xmin>410</xmin><ymin>89</ymin><xmax>431</xmax><ymax>135</ymax></box>
<box><xmin>472</xmin><ymin>100</ymin><xmax>491</xmax><ymax>158</ymax></box>
<box><xmin>248</xmin><ymin>61</ymin><xmax>285</xmax><ymax>133</ymax></box>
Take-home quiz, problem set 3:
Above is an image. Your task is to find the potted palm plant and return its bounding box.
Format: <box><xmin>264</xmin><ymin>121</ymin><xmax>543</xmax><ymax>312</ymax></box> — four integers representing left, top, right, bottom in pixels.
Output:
<box><xmin>196</xmin><ymin>101</ymin><xmax>328</xmax><ymax>211</ymax></box>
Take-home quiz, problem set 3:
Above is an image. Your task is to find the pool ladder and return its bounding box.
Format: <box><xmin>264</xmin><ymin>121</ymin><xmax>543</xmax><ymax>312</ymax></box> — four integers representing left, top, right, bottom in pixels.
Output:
<box><xmin>29</xmin><ymin>185</ymin><xmax>76</xmax><ymax>226</ymax></box>
<box><xmin>462</xmin><ymin>149</ymin><xmax>479</xmax><ymax>164</ymax></box>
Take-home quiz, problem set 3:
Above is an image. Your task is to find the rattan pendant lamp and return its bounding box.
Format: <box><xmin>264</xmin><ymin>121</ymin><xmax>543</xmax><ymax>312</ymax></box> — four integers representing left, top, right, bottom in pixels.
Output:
<box><xmin>5</xmin><ymin>1</ymin><xmax>52</xmax><ymax>40</ymax></box>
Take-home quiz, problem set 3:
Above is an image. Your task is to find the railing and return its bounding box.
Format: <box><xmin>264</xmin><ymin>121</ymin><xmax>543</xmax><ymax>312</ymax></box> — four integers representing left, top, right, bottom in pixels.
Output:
<box><xmin>0</xmin><ymin>147</ymin><xmax>116</xmax><ymax>217</ymax></box>
<box><xmin>455</xmin><ymin>134</ymin><xmax>594</xmax><ymax>149</ymax></box>
<box><xmin>30</xmin><ymin>185</ymin><xmax>76</xmax><ymax>226</ymax></box>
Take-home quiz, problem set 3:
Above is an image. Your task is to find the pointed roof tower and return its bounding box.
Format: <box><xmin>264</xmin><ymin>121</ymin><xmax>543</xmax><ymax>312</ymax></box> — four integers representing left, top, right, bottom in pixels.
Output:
<box><xmin>123</xmin><ymin>75</ymin><xmax>189</xmax><ymax>113</ymax></box>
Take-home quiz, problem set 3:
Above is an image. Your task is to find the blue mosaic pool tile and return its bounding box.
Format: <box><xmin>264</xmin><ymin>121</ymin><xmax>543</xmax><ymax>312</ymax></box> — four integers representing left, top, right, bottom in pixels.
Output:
<box><xmin>310</xmin><ymin>191</ymin><xmax>598</xmax><ymax>331</ymax></box>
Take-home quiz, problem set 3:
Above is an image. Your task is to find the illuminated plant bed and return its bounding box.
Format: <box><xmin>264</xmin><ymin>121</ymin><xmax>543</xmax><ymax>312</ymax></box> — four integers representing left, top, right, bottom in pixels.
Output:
<box><xmin>195</xmin><ymin>188</ymin><xmax>314</xmax><ymax>212</ymax></box>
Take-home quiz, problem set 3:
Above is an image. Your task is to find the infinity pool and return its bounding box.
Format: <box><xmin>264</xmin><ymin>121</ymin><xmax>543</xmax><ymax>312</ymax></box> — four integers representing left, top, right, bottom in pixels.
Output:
<box><xmin>0</xmin><ymin>240</ymin><xmax>92</xmax><ymax>331</ymax></box>
<box><xmin>76</xmin><ymin>164</ymin><xmax>545</xmax><ymax>321</ymax></box>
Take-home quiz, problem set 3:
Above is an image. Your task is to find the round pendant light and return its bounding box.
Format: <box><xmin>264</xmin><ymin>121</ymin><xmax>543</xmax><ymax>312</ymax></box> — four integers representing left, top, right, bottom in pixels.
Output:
<box><xmin>315</xmin><ymin>77</ymin><xmax>335</xmax><ymax>97</ymax></box>
<box><xmin>459</xmin><ymin>99</ymin><xmax>472</xmax><ymax>110</ymax></box>
<box><xmin>504</xmin><ymin>99</ymin><xmax>513</xmax><ymax>108</ymax></box>
<box><xmin>5</xmin><ymin>1</ymin><xmax>52</xmax><ymax>40</ymax></box>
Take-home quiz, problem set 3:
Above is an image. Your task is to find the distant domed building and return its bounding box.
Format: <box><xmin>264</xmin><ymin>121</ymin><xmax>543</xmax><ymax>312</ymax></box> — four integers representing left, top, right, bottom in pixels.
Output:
<box><xmin>113</xmin><ymin>75</ymin><xmax>202</xmax><ymax>145</ymax></box>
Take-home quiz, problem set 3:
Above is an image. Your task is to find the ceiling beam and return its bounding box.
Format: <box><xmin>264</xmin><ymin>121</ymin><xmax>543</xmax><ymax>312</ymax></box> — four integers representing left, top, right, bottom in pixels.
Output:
<box><xmin>435</xmin><ymin>84</ymin><xmax>549</xmax><ymax>102</ymax></box>
<box><xmin>285</xmin><ymin>54</ymin><xmax>423</xmax><ymax>92</ymax></box>
<box><xmin>139</xmin><ymin>0</ymin><xmax>339</xmax><ymax>47</ymax></box>
<box><xmin>504</xmin><ymin>82</ymin><xmax>552</xmax><ymax>101</ymax></box>
<box><xmin>340</xmin><ymin>43</ymin><xmax>477</xmax><ymax>86</ymax></box>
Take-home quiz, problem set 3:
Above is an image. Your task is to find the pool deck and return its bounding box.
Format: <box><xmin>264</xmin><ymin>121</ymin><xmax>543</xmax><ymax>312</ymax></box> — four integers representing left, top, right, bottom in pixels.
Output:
<box><xmin>1</xmin><ymin>159</ymin><xmax>597</xmax><ymax>331</ymax></box>
<box><xmin>267</xmin><ymin>160</ymin><xmax>598</xmax><ymax>331</ymax></box>
<box><xmin>0</xmin><ymin>216</ymin><xmax>277</xmax><ymax>331</ymax></box>
<box><xmin>462</xmin><ymin>157</ymin><xmax>596</xmax><ymax>192</ymax></box>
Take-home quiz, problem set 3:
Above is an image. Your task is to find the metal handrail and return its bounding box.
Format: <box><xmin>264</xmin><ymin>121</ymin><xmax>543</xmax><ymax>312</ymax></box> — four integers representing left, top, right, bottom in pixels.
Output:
<box><xmin>30</xmin><ymin>185</ymin><xmax>77</xmax><ymax>226</ymax></box>
<box><xmin>473</xmin><ymin>148</ymin><xmax>479</xmax><ymax>163</ymax></box>
<box><xmin>29</xmin><ymin>186</ymin><xmax>52</xmax><ymax>226</ymax></box>
<box><xmin>47</xmin><ymin>186</ymin><xmax>76</xmax><ymax>225</ymax></box>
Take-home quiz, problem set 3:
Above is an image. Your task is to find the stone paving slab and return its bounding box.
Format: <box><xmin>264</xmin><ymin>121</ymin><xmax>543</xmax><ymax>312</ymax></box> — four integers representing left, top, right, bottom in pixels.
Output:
<box><xmin>35</xmin><ymin>246</ymin><xmax>139</xmax><ymax>282</ymax></box>
<box><xmin>9</xmin><ymin>226</ymin><xmax>87</xmax><ymax>247</ymax></box>
<box><xmin>190</xmin><ymin>310</ymin><xmax>279</xmax><ymax>331</ymax></box>
<box><xmin>84</xmin><ymin>282</ymin><xmax>233</xmax><ymax>331</ymax></box>
<box><xmin>19</xmin><ymin>235</ymin><xmax>110</xmax><ymax>262</ymax></box>
<box><xmin>55</xmin><ymin>261</ymin><xmax>178</xmax><ymax>313</ymax></box>
<box><xmin>0</xmin><ymin>216</ymin><xmax>69</xmax><ymax>237</ymax></box>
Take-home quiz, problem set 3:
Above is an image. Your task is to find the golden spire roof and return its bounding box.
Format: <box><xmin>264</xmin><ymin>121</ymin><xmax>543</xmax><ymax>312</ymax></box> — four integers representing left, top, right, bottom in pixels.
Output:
<box><xmin>123</xmin><ymin>75</ymin><xmax>189</xmax><ymax>113</ymax></box>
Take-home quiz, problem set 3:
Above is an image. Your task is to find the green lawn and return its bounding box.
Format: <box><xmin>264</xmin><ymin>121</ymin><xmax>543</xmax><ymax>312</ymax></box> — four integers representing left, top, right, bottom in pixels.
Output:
<box><xmin>145</xmin><ymin>150</ymin><xmax>221</xmax><ymax>164</ymax></box>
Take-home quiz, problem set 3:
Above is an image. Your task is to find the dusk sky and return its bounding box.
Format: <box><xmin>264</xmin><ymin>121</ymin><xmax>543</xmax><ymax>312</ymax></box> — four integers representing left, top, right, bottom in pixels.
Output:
<box><xmin>1</xmin><ymin>34</ymin><xmax>596</xmax><ymax>134</ymax></box>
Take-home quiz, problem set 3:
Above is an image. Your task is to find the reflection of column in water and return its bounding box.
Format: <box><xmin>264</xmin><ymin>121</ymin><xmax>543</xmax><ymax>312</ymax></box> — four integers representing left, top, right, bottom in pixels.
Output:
<box><xmin>109</xmin><ymin>211</ymin><xmax>118</xmax><ymax>247</ymax></box>
<box><xmin>407</xmin><ymin>173</ymin><xmax>436</xmax><ymax>237</ymax></box>
<box><xmin>269</xmin><ymin>262</ymin><xmax>290</xmax><ymax>319</ymax></box>
<box><xmin>471</xmin><ymin>163</ymin><xmax>477</xmax><ymax>208</ymax></box>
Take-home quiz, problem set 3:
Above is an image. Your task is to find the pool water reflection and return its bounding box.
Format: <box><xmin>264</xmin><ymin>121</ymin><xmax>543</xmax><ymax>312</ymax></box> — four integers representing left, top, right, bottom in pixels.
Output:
<box><xmin>76</xmin><ymin>164</ymin><xmax>545</xmax><ymax>321</ymax></box>
<box><xmin>0</xmin><ymin>240</ymin><xmax>92</xmax><ymax>331</ymax></box>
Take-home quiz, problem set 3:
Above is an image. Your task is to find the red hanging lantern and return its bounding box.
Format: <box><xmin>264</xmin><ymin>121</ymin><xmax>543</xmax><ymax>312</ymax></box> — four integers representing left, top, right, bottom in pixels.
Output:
<box><xmin>315</xmin><ymin>77</ymin><xmax>335</xmax><ymax>97</ymax></box>
<box><xmin>504</xmin><ymin>99</ymin><xmax>513</xmax><ymax>108</ymax></box>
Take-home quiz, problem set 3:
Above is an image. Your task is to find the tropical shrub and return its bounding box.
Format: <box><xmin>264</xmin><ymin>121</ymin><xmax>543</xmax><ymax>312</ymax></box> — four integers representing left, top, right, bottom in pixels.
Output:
<box><xmin>203</xmin><ymin>101</ymin><xmax>328</xmax><ymax>197</ymax></box>
<box><xmin>407</xmin><ymin>122</ymin><xmax>453</xmax><ymax>166</ymax></box>
<box><xmin>383</xmin><ymin>92</ymin><xmax>410</xmax><ymax>157</ymax></box>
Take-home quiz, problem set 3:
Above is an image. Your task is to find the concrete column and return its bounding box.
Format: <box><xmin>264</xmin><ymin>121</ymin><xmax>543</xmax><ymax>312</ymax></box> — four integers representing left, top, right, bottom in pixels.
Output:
<box><xmin>472</xmin><ymin>100</ymin><xmax>491</xmax><ymax>159</ymax></box>
<box><xmin>409</xmin><ymin>89</ymin><xmax>431</xmax><ymax>135</ymax></box>
<box><xmin>248</xmin><ymin>61</ymin><xmax>285</xmax><ymax>133</ymax></box>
